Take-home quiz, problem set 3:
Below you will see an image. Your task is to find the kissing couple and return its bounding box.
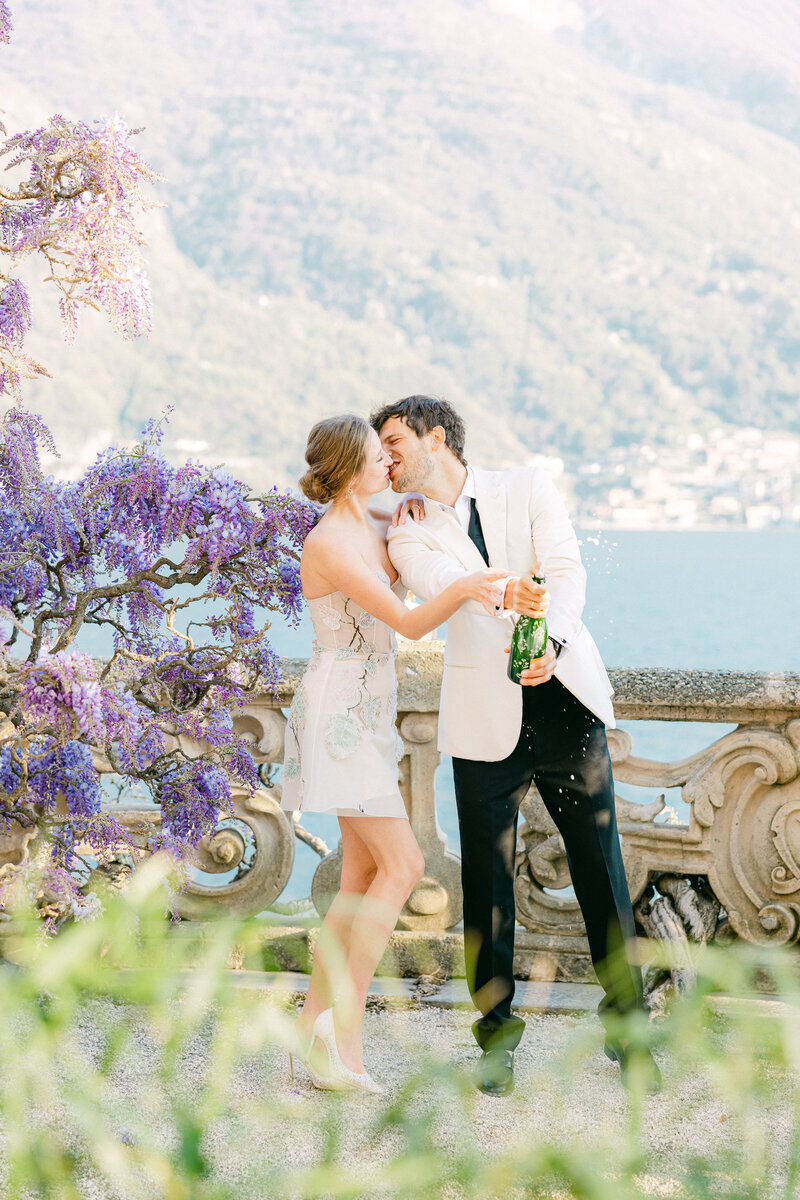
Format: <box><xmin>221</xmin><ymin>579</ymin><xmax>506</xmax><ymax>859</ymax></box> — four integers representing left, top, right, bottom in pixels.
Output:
<box><xmin>281</xmin><ymin>394</ymin><xmax>658</xmax><ymax>1096</ymax></box>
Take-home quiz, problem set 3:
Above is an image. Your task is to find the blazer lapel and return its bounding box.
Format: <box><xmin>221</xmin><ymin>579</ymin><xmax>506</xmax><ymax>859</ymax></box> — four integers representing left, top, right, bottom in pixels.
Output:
<box><xmin>473</xmin><ymin>471</ymin><xmax>508</xmax><ymax>569</ymax></box>
<box><xmin>423</xmin><ymin>503</ymin><xmax>490</xmax><ymax>572</ymax></box>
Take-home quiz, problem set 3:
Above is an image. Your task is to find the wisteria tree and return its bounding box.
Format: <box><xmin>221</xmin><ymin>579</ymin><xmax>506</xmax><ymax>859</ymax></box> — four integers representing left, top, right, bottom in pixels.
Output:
<box><xmin>0</xmin><ymin>5</ymin><xmax>313</xmax><ymax>922</ymax></box>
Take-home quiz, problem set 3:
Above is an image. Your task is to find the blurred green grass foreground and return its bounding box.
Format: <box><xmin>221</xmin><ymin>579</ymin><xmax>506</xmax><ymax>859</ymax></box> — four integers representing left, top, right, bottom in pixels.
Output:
<box><xmin>0</xmin><ymin>857</ymin><xmax>799</xmax><ymax>1200</ymax></box>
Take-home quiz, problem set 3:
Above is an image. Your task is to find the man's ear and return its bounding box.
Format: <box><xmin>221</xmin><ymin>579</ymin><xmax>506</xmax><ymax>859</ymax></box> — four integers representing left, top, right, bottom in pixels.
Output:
<box><xmin>429</xmin><ymin>425</ymin><xmax>447</xmax><ymax>452</ymax></box>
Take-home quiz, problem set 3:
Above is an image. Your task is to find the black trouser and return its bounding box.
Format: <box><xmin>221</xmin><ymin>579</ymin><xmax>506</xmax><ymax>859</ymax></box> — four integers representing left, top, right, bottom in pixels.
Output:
<box><xmin>452</xmin><ymin>676</ymin><xmax>643</xmax><ymax>1052</ymax></box>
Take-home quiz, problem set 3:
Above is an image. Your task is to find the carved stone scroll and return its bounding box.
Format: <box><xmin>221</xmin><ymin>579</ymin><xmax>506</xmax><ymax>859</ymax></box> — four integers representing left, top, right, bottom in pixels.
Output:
<box><xmin>514</xmin><ymin>788</ymin><xmax>583</xmax><ymax>935</ymax></box>
<box><xmin>233</xmin><ymin>704</ymin><xmax>288</xmax><ymax>764</ymax></box>
<box><xmin>0</xmin><ymin>819</ymin><xmax>38</xmax><ymax>881</ymax></box>
<box><xmin>167</xmin><ymin>787</ymin><xmax>294</xmax><ymax>920</ymax></box>
<box><xmin>697</xmin><ymin>724</ymin><xmax>800</xmax><ymax>945</ymax></box>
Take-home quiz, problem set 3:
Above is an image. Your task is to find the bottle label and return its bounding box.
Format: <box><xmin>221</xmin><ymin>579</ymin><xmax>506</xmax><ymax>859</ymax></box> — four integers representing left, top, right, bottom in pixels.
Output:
<box><xmin>507</xmin><ymin>615</ymin><xmax>548</xmax><ymax>685</ymax></box>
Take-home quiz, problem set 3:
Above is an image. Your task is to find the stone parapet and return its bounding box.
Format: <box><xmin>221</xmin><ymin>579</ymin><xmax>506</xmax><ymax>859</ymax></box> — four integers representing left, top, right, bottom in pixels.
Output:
<box><xmin>277</xmin><ymin>654</ymin><xmax>800</xmax><ymax>722</ymax></box>
<box><xmin>3</xmin><ymin>652</ymin><xmax>800</xmax><ymax>962</ymax></box>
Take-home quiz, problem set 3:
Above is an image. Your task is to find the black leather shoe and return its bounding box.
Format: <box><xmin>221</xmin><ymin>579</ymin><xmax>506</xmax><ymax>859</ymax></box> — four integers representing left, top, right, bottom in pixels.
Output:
<box><xmin>474</xmin><ymin>1048</ymin><xmax>514</xmax><ymax>1096</ymax></box>
<box><xmin>604</xmin><ymin>1040</ymin><xmax>662</xmax><ymax>1093</ymax></box>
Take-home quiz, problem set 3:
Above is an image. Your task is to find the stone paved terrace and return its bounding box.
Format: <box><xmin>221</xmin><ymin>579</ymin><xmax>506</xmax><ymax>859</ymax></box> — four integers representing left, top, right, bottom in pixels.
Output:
<box><xmin>41</xmin><ymin>969</ymin><xmax>798</xmax><ymax>1200</ymax></box>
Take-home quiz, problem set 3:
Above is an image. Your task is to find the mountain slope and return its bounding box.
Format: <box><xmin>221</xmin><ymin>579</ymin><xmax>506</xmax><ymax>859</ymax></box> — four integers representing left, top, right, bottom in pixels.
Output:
<box><xmin>1</xmin><ymin>0</ymin><xmax>799</xmax><ymax>488</ymax></box>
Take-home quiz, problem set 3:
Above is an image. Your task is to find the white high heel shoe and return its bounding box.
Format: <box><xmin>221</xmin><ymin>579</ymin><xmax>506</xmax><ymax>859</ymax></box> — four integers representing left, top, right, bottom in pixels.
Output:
<box><xmin>307</xmin><ymin>1008</ymin><xmax>383</xmax><ymax>1094</ymax></box>
<box><xmin>288</xmin><ymin>1025</ymin><xmax>333</xmax><ymax>1090</ymax></box>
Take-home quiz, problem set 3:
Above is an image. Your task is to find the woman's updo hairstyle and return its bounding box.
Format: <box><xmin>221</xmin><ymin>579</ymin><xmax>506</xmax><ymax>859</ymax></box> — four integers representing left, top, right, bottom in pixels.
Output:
<box><xmin>299</xmin><ymin>414</ymin><xmax>370</xmax><ymax>505</ymax></box>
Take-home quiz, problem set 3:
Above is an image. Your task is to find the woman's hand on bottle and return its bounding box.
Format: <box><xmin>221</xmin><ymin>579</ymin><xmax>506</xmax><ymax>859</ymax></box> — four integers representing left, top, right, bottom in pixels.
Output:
<box><xmin>462</xmin><ymin>568</ymin><xmax>512</xmax><ymax>610</ymax></box>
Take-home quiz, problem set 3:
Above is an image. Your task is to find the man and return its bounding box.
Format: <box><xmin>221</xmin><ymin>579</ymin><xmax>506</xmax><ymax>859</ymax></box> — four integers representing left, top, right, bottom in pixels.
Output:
<box><xmin>371</xmin><ymin>395</ymin><xmax>657</xmax><ymax>1095</ymax></box>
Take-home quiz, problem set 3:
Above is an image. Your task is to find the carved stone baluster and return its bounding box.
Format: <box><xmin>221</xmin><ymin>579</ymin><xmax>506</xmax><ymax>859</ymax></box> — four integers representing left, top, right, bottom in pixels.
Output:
<box><xmin>397</xmin><ymin>711</ymin><xmax>462</xmax><ymax>930</ymax></box>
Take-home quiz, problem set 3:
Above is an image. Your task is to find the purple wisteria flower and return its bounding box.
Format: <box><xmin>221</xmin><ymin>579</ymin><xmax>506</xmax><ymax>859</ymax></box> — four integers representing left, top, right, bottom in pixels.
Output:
<box><xmin>17</xmin><ymin>650</ymin><xmax>104</xmax><ymax>740</ymax></box>
<box><xmin>0</xmin><ymin>111</ymin><xmax>161</xmax><ymax>394</ymax></box>
<box><xmin>0</xmin><ymin>409</ymin><xmax>312</xmax><ymax>916</ymax></box>
<box><xmin>0</xmin><ymin>280</ymin><xmax>31</xmax><ymax>345</ymax></box>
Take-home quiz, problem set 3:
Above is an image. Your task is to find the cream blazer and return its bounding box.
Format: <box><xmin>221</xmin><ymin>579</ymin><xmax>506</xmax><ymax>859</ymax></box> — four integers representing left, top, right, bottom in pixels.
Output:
<box><xmin>386</xmin><ymin>465</ymin><xmax>615</xmax><ymax>762</ymax></box>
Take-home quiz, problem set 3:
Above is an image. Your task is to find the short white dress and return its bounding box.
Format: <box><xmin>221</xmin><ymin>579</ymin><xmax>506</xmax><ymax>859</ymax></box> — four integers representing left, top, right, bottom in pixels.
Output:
<box><xmin>280</xmin><ymin>571</ymin><xmax>408</xmax><ymax>819</ymax></box>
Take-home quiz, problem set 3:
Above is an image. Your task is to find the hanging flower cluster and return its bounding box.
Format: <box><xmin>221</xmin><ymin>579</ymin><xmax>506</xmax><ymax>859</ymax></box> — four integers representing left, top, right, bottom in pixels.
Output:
<box><xmin>0</xmin><ymin>107</ymin><xmax>161</xmax><ymax>397</ymax></box>
<box><xmin>0</xmin><ymin>409</ymin><xmax>316</xmax><ymax>910</ymax></box>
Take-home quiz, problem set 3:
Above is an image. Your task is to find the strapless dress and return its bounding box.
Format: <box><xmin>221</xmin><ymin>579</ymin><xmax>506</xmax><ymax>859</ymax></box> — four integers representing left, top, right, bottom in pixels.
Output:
<box><xmin>280</xmin><ymin>571</ymin><xmax>407</xmax><ymax>819</ymax></box>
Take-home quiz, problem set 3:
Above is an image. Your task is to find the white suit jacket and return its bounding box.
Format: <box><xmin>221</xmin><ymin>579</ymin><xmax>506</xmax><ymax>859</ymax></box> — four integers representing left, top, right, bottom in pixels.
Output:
<box><xmin>386</xmin><ymin>465</ymin><xmax>615</xmax><ymax>762</ymax></box>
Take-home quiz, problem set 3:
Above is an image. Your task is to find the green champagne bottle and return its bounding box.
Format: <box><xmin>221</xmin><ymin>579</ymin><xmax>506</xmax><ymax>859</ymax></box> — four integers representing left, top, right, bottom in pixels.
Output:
<box><xmin>507</xmin><ymin>572</ymin><xmax>548</xmax><ymax>685</ymax></box>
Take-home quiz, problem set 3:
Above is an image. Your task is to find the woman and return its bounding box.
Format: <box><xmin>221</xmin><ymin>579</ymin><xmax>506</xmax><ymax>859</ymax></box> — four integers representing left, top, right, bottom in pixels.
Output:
<box><xmin>282</xmin><ymin>414</ymin><xmax>508</xmax><ymax>1093</ymax></box>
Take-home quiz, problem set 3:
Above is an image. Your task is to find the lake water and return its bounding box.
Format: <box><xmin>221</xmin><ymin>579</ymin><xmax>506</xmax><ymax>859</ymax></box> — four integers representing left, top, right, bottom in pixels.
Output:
<box><xmin>270</xmin><ymin>528</ymin><xmax>800</xmax><ymax>902</ymax></box>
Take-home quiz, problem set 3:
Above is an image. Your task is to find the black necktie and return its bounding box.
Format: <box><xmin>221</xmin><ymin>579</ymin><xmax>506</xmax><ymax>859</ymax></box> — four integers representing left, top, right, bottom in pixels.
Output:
<box><xmin>467</xmin><ymin>496</ymin><xmax>490</xmax><ymax>565</ymax></box>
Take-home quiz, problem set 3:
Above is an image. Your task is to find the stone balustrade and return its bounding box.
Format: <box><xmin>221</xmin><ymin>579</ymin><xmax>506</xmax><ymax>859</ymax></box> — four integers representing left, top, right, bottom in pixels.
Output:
<box><xmin>163</xmin><ymin>652</ymin><xmax>800</xmax><ymax>953</ymax></box>
<box><xmin>3</xmin><ymin>651</ymin><xmax>800</xmax><ymax>961</ymax></box>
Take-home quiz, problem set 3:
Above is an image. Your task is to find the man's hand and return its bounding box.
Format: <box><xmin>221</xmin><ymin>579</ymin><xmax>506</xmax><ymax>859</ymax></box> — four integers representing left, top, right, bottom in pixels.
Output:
<box><xmin>503</xmin><ymin>642</ymin><xmax>557</xmax><ymax>687</ymax></box>
<box><xmin>505</xmin><ymin>567</ymin><xmax>550</xmax><ymax>619</ymax></box>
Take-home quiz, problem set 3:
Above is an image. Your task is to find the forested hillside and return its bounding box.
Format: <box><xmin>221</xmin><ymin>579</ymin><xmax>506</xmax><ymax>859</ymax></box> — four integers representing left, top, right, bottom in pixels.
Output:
<box><xmin>2</xmin><ymin>0</ymin><xmax>799</xmax><ymax>490</ymax></box>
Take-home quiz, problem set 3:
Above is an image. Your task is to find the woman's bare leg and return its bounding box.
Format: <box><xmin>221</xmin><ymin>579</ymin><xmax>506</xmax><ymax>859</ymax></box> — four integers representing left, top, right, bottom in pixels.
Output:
<box><xmin>333</xmin><ymin>815</ymin><xmax>425</xmax><ymax>1073</ymax></box>
<box><xmin>296</xmin><ymin>818</ymin><xmax>378</xmax><ymax>1044</ymax></box>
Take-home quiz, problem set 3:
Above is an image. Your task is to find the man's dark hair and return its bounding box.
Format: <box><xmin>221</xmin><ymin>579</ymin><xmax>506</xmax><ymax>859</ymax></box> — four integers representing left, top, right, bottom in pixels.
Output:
<box><xmin>369</xmin><ymin>395</ymin><xmax>467</xmax><ymax>465</ymax></box>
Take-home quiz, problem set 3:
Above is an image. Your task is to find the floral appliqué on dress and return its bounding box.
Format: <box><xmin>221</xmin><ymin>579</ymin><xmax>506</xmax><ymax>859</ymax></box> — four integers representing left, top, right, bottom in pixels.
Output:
<box><xmin>281</xmin><ymin>569</ymin><xmax>407</xmax><ymax>817</ymax></box>
<box><xmin>324</xmin><ymin>712</ymin><xmax>363</xmax><ymax>760</ymax></box>
<box><xmin>317</xmin><ymin>604</ymin><xmax>342</xmax><ymax>631</ymax></box>
<box><xmin>292</xmin><ymin>682</ymin><xmax>308</xmax><ymax>729</ymax></box>
<box><xmin>324</xmin><ymin>650</ymin><xmax>387</xmax><ymax>758</ymax></box>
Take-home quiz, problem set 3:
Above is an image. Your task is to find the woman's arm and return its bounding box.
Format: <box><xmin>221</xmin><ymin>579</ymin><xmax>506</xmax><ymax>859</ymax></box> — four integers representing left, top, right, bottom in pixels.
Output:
<box><xmin>308</xmin><ymin>531</ymin><xmax>508</xmax><ymax>640</ymax></box>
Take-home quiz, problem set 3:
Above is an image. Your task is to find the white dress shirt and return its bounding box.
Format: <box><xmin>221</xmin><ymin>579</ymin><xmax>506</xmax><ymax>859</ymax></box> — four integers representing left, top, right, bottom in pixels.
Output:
<box><xmin>453</xmin><ymin>468</ymin><xmax>516</xmax><ymax>616</ymax></box>
<box><xmin>454</xmin><ymin>470</ymin><xmax>560</xmax><ymax>649</ymax></box>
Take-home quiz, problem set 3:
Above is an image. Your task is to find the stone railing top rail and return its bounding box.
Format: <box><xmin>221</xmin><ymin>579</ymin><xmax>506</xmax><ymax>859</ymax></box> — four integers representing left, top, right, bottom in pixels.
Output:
<box><xmin>268</xmin><ymin>649</ymin><xmax>800</xmax><ymax>724</ymax></box>
<box><xmin>606</xmin><ymin>667</ymin><xmax>800</xmax><ymax>722</ymax></box>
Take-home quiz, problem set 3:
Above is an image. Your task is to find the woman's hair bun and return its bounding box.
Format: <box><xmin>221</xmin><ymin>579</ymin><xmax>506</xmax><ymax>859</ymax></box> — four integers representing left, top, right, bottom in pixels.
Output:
<box><xmin>299</xmin><ymin>466</ymin><xmax>334</xmax><ymax>504</ymax></box>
